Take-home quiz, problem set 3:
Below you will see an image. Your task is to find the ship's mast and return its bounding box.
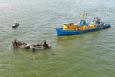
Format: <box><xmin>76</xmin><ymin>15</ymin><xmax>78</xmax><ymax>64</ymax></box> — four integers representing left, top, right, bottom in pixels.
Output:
<box><xmin>80</xmin><ymin>11</ymin><xmax>87</xmax><ymax>20</ymax></box>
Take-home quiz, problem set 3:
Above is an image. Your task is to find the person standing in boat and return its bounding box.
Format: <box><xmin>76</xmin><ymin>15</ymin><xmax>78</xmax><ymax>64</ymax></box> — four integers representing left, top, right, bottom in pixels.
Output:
<box><xmin>12</xmin><ymin>39</ymin><xmax>24</xmax><ymax>48</ymax></box>
<box><xmin>93</xmin><ymin>17</ymin><xmax>100</xmax><ymax>24</ymax></box>
<box><xmin>12</xmin><ymin>39</ymin><xmax>19</xmax><ymax>48</ymax></box>
<box><xmin>43</xmin><ymin>40</ymin><xmax>50</xmax><ymax>49</ymax></box>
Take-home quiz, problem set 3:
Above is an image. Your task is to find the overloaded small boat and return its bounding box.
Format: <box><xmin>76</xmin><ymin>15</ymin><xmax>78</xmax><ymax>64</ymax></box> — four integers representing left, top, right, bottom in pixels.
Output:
<box><xmin>56</xmin><ymin>13</ymin><xmax>111</xmax><ymax>36</ymax></box>
<box><xmin>12</xmin><ymin>39</ymin><xmax>51</xmax><ymax>51</ymax></box>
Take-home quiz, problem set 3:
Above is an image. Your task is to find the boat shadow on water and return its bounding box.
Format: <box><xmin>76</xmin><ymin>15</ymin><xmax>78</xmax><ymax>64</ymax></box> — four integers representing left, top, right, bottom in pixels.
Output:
<box><xmin>13</xmin><ymin>47</ymin><xmax>51</xmax><ymax>52</ymax></box>
<box><xmin>57</xmin><ymin>35</ymin><xmax>81</xmax><ymax>41</ymax></box>
<box><xmin>12</xmin><ymin>48</ymin><xmax>54</xmax><ymax>60</ymax></box>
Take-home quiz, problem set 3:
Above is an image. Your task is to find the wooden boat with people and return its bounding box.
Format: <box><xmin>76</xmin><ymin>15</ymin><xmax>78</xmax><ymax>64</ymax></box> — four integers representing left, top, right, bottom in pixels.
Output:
<box><xmin>12</xmin><ymin>40</ymin><xmax>51</xmax><ymax>50</ymax></box>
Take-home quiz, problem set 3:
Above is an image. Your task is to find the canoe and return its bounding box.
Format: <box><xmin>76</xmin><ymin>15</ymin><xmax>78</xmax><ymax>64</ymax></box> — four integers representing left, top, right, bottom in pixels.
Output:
<box><xmin>56</xmin><ymin>24</ymin><xmax>111</xmax><ymax>36</ymax></box>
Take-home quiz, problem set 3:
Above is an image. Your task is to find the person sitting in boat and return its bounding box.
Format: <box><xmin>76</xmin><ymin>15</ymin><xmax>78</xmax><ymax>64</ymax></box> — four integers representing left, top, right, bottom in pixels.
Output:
<box><xmin>88</xmin><ymin>21</ymin><xmax>96</xmax><ymax>29</ymax></box>
<box><xmin>68</xmin><ymin>23</ymin><xmax>77</xmax><ymax>30</ymax></box>
<box><xmin>12</xmin><ymin>39</ymin><xmax>24</xmax><ymax>48</ymax></box>
<box><xmin>93</xmin><ymin>17</ymin><xmax>103</xmax><ymax>27</ymax></box>
<box><xmin>36</xmin><ymin>43</ymin><xmax>42</xmax><ymax>46</ymax></box>
<box><xmin>12</xmin><ymin>39</ymin><xmax>19</xmax><ymax>48</ymax></box>
<box><xmin>24</xmin><ymin>43</ymin><xmax>30</xmax><ymax>49</ymax></box>
<box><xmin>43</xmin><ymin>40</ymin><xmax>50</xmax><ymax>49</ymax></box>
<box><xmin>30</xmin><ymin>43</ymin><xmax>42</xmax><ymax>48</ymax></box>
<box><xmin>63</xmin><ymin>23</ymin><xmax>77</xmax><ymax>30</ymax></box>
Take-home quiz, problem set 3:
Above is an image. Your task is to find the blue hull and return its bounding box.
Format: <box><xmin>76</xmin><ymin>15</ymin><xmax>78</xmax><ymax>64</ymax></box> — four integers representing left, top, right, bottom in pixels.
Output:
<box><xmin>56</xmin><ymin>24</ymin><xmax>111</xmax><ymax>36</ymax></box>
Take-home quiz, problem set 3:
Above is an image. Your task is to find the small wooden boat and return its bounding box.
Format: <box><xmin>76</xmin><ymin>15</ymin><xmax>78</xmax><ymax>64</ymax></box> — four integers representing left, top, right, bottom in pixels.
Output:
<box><xmin>12</xmin><ymin>40</ymin><xmax>51</xmax><ymax>50</ymax></box>
<box><xmin>12</xmin><ymin>23</ymin><xmax>19</xmax><ymax>28</ymax></box>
